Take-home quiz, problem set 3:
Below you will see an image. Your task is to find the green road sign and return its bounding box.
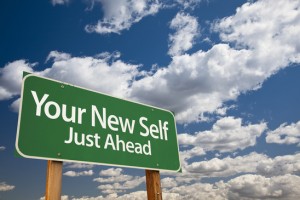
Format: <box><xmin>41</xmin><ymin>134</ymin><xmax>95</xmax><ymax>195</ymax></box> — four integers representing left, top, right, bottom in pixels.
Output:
<box><xmin>16</xmin><ymin>74</ymin><xmax>181</xmax><ymax>172</ymax></box>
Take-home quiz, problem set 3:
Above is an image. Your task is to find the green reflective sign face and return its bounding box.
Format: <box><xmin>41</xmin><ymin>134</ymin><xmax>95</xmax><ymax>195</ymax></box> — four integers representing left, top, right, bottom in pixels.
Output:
<box><xmin>16</xmin><ymin>74</ymin><xmax>181</xmax><ymax>172</ymax></box>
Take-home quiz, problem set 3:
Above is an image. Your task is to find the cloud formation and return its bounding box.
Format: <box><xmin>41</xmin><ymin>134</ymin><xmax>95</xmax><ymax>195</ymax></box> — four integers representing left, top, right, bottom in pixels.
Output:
<box><xmin>0</xmin><ymin>60</ymin><xmax>34</xmax><ymax>100</ymax></box>
<box><xmin>129</xmin><ymin>0</ymin><xmax>300</xmax><ymax>123</ymax></box>
<box><xmin>163</xmin><ymin>174</ymin><xmax>300</xmax><ymax>200</ymax></box>
<box><xmin>64</xmin><ymin>162</ymin><xmax>94</xmax><ymax>169</ymax></box>
<box><xmin>99</xmin><ymin>168</ymin><xmax>123</xmax><ymax>177</ymax></box>
<box><xmin>179</xmin><ymin>150</ymin><xmax>300</xmax><ymax>178</ymax></box>
<box><xmin>266</xmin><ymin>121</ymin><xmax>300</xmax><ymax>146</ymax></box>
<box><xmin>50</xmin><ymin>0</ymin><xmax>69</xmax><ymax>6</ymax></box>
<box><xmin>2</xmin><ymin>0</ymin><xmax>300</xmax><ymax>124</ymax></box>
<box><xmin>45</xmin><ymin>173</ymin><xmax>300</xmax><ymax>199</ymax></box>
<box><xmin>85</xmin><ymin>0</ymin><xmax>161</xmax><ymax>34</ymax></box>
<box><xmin>0</xmin><ymin>182</ymin><xmax>15</xmax><ymax>191</ymax></box>
<box><xmin>0</xmin><ymin>51</ymin><xmax>139</xmax><ymax>111</ymax></box>
<box><xmin>226</xmin><ymin>174</ymin><xmax>300</xmax><ymax>200</ymax></box>
<box><xmin>168</xmin><ymin>12</ymin><xmax>199</xmax><ymax>56</ymax></box>
<box><xmin>178</xmin><ymin>117</ymin><xmax>267</xmax><ymax>153</ymax></box>
<box><xmin>176</xmin><ymin>0</ymin><xmax>202</xmax><ymax>10</ymax></box>
<box><xmin>93</xmin><ymin>168</ymin><xmax>145</xmax><ymax>194</ymax></box>
<box><xmin>63</xmin><ymin>170</ymin><xmax>94</xmax><ymax>177</ymax></box>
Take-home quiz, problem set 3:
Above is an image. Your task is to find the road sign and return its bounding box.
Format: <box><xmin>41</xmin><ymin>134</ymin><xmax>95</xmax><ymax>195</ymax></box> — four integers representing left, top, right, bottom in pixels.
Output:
<box><xmin>16</xmin><ymin>74</ymin><xmax>181</xmax><ymax>172</ymax></box>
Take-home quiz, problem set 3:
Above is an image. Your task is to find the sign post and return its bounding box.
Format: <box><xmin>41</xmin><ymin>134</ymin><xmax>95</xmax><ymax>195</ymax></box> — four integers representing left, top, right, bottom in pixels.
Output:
<box><xmin>45</xmin><ymin>161</ymin><xmax>63</xmax><ymax>200</ymax></box>
<box><xmin>146</xmin><ymin>170</ymin><xmax>162</xmax><ymax>200</ymax></box>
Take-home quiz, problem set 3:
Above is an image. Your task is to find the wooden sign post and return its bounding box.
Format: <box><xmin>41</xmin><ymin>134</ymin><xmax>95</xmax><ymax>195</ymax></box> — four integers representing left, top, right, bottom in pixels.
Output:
<box><xmin>45</xmin><ymin>160</ymin><xmax>63</xmax><ymax>200</ymax></box>
<box><xmin>146</xmin><ymin>170</ymin><xmax>162</xmax><ymax>200</ymax></box>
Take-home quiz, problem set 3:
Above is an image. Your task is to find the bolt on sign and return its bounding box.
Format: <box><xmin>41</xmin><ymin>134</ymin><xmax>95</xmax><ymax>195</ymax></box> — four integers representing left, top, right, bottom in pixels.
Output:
<box><xmin>16</xmin><ymin>74</ymin><xmax>181</xmax><ymax>172</ymax></box>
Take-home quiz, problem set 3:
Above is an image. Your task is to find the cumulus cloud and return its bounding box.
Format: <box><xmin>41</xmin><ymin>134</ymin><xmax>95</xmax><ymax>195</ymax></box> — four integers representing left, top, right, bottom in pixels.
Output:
<box><xmin>93</xmin><ymin>168</ymin><xmax>145</xmax><ymax>194</ymax></box>
<box><xmin>227</xmin><ymin>174</ymin><xmax>300</xmax><ymax>200</ymax></box>
<box><xmin>166</xmin><ymin>181</ymin><xmax>227</xmax><ymax>200</ymax></box>
<box><xmin>2</xmin><ymin>0</ymin><xmax>300</xmax><ymax>124</ymax></box>
<box><xmin>63</xmin><ymin>170</ymin><xmax>94</xmax><ymax>177</ymax></box>
<box><xmin>46</xmin><ymin>51</ymin><xmax>71</xmax><ymax>62</ymax></box>
<box><xmin>50</xmin><ymin>0</ymin><xmax>70</xmax><ymax>6</ymax></box>
<box><xmin>64</xmin><ymin>162</ymin><xmax>94</xmax><ymax>169</ymax></box>
<box><xmin>40</xmin><ymin>195</ymin><xmax>69</xmax><ymax>200</ymax></box>
<box><xmin>168</xmin><ymin>12</ymin><xmax>199</xmax><ymax>56</ymax></box>
<box><xmin>180</xmin><ymin>146</ymin><xmax>205</xmax><ymax>160</ymax></box>
<box><xmin>185</xmin><ymin>152</ymin><xmax>267</xmax><ymax>177</ymax></box>
<box><xmin>67</xmin><ymin>173</ymin><xmax>300</xmax><ymax>199</ymax></box>
<box><xmin>162</xmin><ymin>174</ymin><xmax>300</xmax><ymax>200</ymax></box>
<box><xmin>0</xmin><ymin>51</ymin><xmax>140</xmax><ymax>111</ymax></box>
<box><xmin>85</xmin><ymin>0</ymin><xmax>161</xmax><ymax>34</ymax></box>
<box><xmin>0</xmin><ymin>146</ymin><xmax>5</xmax><ymax>151</ymax></box>
<box><xmin>93</xmin><ymin>174</ymin><xmax>133</xmax><ymax>184</ymax></box>
<box><xmin>215</xmin><ymin>0</ymin><xmax>300</xmax><ymax>65</ymax></box>
<box><xmin>256</xmin><ymin>153</ymin><xmax>300</xmax><ymax>177</ymax></box>
<box><xmin>99</xmin><ymin>168</ymin><xmax>123</xmax><ymax>177</ymax></box>
<box><xmin>0</xmin><ymin>60</ymin><xmax>34</xmax><ymax>100</ymax></box>
<box><xmin>97</xmin><ymin>176</ymin><xmax>145</xmax><ymax>194</ymax></box>
<box><xmin>178</xmin><ymin>117</ymin><xmax>267</xmax><ymax>152</ymax></box>
<box><xmin>129</xmin><ymin>0</ymin><xmax>300</xmax><ymax>123</ymax></box>
<box><xmin>0</xmin><ymin>182</ymin><xmax>15</xmax><ymax>191</ymax></box>
<box><xmin>176</xmin><ymin>0</ymin><xmax>202</xmax><ymax>10</ymax></box>
<box><xmin>176</xmin><ymin>152</ymin><xmax>300</xmax><ymax>180</ymax></box>
<box><xmin>266</xmin><ymin>121</ymin><xmax>300</xmax><ymax>146</ymax></box>
<box><xmin>161</xmin><ymin>177</ymin><xmax>178</xmax><ymax>188</ymax></box>
<box><xmin>71</xmin><ymin>191</ymin><xmax>180</xmax><ymax>200</ymax></box>
<box><xmin>40</xmin><ymin>51</ymin><xmax>139</xmax><ymax>97</ymax></box>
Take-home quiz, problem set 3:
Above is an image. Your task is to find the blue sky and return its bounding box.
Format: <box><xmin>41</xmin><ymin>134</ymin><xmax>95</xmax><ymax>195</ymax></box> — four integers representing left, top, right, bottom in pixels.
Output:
<box><xmin>1</xmin><ymin>0</ymin><xmax>300</xmax><ymax>199</ymax></box>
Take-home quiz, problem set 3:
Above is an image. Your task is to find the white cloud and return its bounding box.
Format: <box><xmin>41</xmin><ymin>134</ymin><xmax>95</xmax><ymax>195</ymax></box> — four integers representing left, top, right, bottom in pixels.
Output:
<box><xmin>64</xmin><ymin>162</ymin><xmax>94</xmax><ymax>169</ymax></box>
<box><xmin>51</xmin><ymin>0</ymin><xmax>70</xmax><ymax>6</ymax></box>
<box><xmin>176</xmin><ymin>0</ymin><xmax>202</xmax><ymax>10</ymax></box>
<box><xmin>161</xmin><ymin>177</ymin><xmax>178</xmax><ymax>188</ymax></box>
<box><xmin>85</xmin><ymin>0</ymin><xmax>161</xmax><ymax>34</ymax></box>
<box><xmin>10</xmin><ymin>98</ymin><xmax>20</xmax><ymax>112</ymax></box>
<box><xmin>185</xmin><ymin>152</ymin><xmax>267</xmax><ymax>177</ymax></box>
<box><xmin>63</xmin><ymin>170</ymin><xmax>94</xmax><ymax>177</ymax></box>
<box><xmin>99</xmin><ymin>168</ymin><xmax>123</xmax><ymax>177</ymax></box>
<box><xmin>2</xmin><ymin>0</ymin><xmax>300</xmax><ymax>125</ymax></box>
<box><xmin>0</xmin><ymin>51</ymin><xmax>140</xmax><ymax>112</ymax></box>
<box><xmin>163</xmin><ymin>174</ymin><xmax>300</xmax><ymax>200</ymax></box>
<box><xmin>0</xmin><ymin>146</ymin><xmax>5</xmax><ymax>151</ymax></box>
<box><xmin>168</xmin><ymin>12</ymin><xmax>199</xmax><ymax>56</ymax></box>
<box><xmin>97</xmin><ymin>176</ymin><xmax>145</xmax><ymax>194</ymax></box>
<box><xmin>266</xmin><ymin>121</ymin><xmax>300</xmax><ymax>146</ymax></box>
<box><xmin>129</xmin><ymin>0</ymin><xmax>300</xmax><ymax>123</ymax></box>
<box><xmin>0</xmin><ymin>182</ymin><xmax>15</xmax><ymax>191</ymax></box>
<box><xmin>71</xmin><ymin>191</ymin><xmax>185</xmax><ymax>200</ymax></box>
<box><xmin>129</xmin><ymin>45</ymin><xmax>251</xmax><ymax>122</ymax></box>
<box><xmin>93</xmin><ymin>168</ymin><xmax>145</xmax><ymax>194</ymax></box>
<box><xmin>179</xmin><ymin>146</ymin><xmax>205</xmax><ymax>170</ymax></box>
<box><xmin>71</xmin><ymin>192</ymin><xmax>141</xmax><ymax>200</ymax></box>
<box><xmin>215</xmin><ymin>0</ymin><xmax>300</xmax><ymax>61</ymax></box>
<box><xmin>40</xmin><ymin>52</ymin><xmax>139</xmax><ymax>98</ymax></box>
<box><xmin>40</xmin><ymin>195</ymin><xmax>69</xmax><ymax>200</ymax></box>
<box><xmin>93</xmin><ymin>174</ymin><xmax>133</xmax><ymax>183</ymax></box>
<box><xmin>256</xmin><ymin>153</ymin><xmax>300</xmax><ymax>177</ymax></box>
<box><xmin>46</xmin><ymin>51</ymin><xmax>71</xmax><ymax>62</ymax></box>
<box><xmin>0</xmin><ymin>60</ymin><xmax>34</xmax><ymax>100</ymax></box>
<box><xmin>75</xmin><ymin>172</ymin><xmax>300</xmax><ymax>200</ymax></box>
<box><xmin>166</xmin><ymin>181</ymin><xmax>227</xmax><ymax>200</ymax></box>
<box><xmin>178</xmin><ymin>117</ymin><xmax>267</xmax><ymax>152</ymax></box>
<box><xmin>227</xmin><ymin>174</ymin><xmax>300</xmax><ymax>200</ymax></box>
<box><xmin>179</xmin><ymin>152</ymin><xmax>300</xmax><ymax>178</ymax></box>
